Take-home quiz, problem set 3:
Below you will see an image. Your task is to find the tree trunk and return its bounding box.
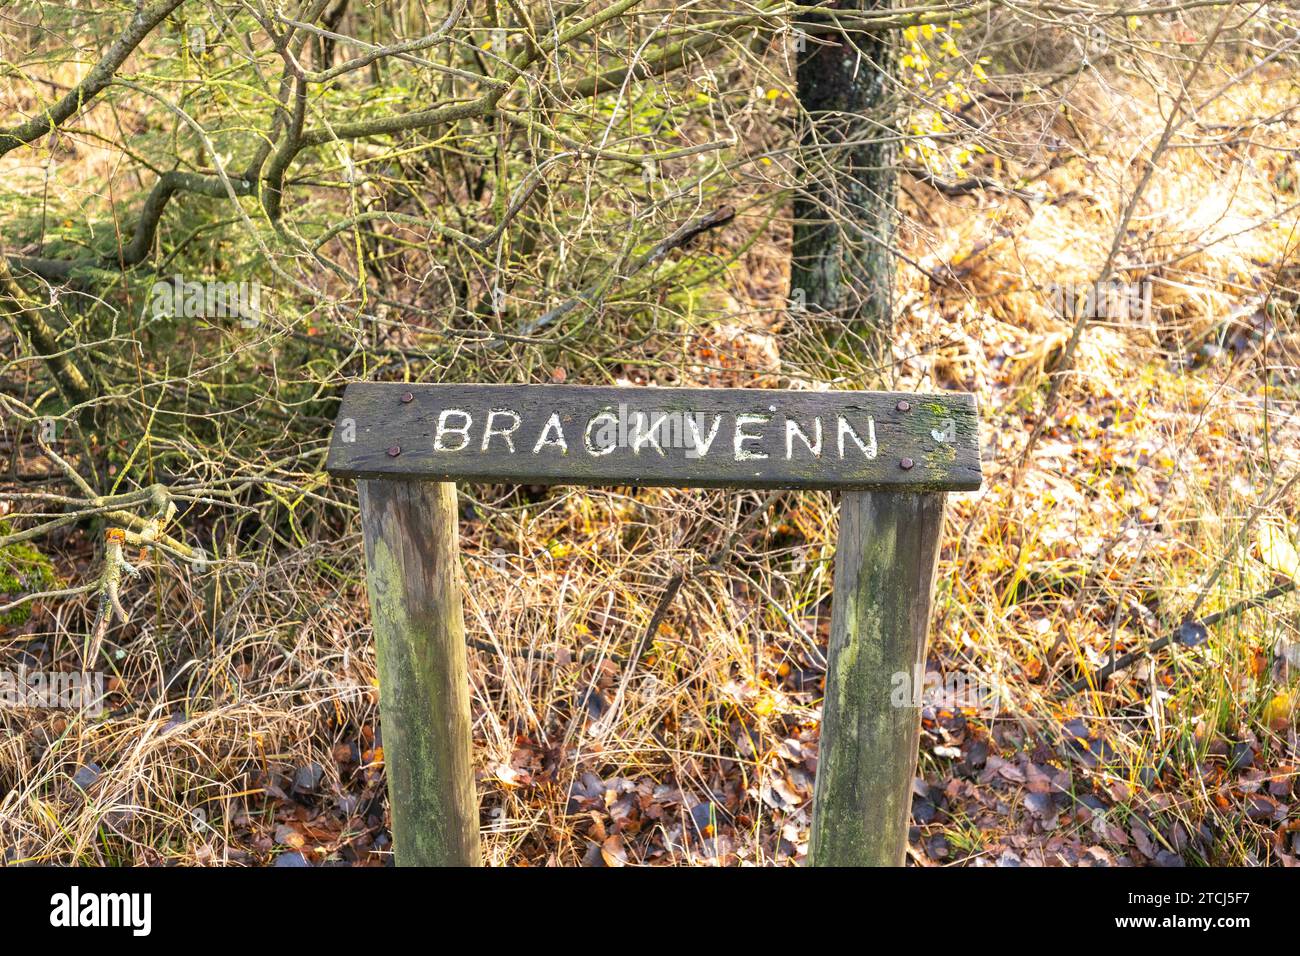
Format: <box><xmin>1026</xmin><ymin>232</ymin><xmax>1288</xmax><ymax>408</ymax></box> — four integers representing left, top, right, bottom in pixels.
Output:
<box><xmin>791</xmin><ymin>1</ymin><xmax>897</xmax><ymax>359</ymax></box>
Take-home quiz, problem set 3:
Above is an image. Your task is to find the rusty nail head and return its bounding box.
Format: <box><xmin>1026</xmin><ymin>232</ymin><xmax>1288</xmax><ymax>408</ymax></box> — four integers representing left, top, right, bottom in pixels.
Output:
<box><xmin>896</xmin><ymin>400</ymin><xmax>911</xmax><ymax>412</ymax></box>
<box><xmin>387</xmin><ymin>446</ymin><xmax>401</xmax><ymax>457</ymax></box>
<box><xmin>400</xmin><ymin>391</ymin><xmax>414</xmax><ymax>403</ymax></box>
<box><xmin>900</xmin><ymin>457</ymin><xmax>915</xmax><ymax>470</ymax></box>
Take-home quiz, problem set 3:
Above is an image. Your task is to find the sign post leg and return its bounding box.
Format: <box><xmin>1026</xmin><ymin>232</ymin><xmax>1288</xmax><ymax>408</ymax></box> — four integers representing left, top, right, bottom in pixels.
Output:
<box><xmin>358</xmin><ymin>479</ymin><xmax>480</xmax><ymax>866</ymax></box>
<box><xmin>810</xmin><ymin>491</ymin><xmax>947</xmax><ymax>866</ymax></box>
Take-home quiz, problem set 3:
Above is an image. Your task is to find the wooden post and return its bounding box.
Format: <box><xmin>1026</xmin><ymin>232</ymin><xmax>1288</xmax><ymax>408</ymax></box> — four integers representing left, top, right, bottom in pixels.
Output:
<box><xmin>357</xmin><ymin>479</ymin><xmax>480</xmax><ymax>866</ymax></box>
<box><xmin>809</xmin><ymin>491</ymin><xmax>947</xmax><ymax>866</ymax></box>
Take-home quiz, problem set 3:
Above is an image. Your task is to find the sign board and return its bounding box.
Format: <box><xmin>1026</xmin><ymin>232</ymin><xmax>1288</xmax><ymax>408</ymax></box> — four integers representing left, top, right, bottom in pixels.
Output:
<box><xmin>326</xmin><ymin>384</ymin><xmax>981</xmax><ymax>491</ymax></box>
<box><xmin>325</xmin><ymin>380</ymin><xmax>983</xmax><ymax>866</ymax></box>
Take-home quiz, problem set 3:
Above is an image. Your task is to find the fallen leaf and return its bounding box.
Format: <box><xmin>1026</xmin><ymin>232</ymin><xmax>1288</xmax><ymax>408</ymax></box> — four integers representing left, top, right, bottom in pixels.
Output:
<box><xmin>1176</xmin><ymin>620</ymin><xmax>1209</xmax><ymax>647</ymax></box>
<box><xmin>600</xmin><ymin>834</ymin><xmax>627</xmax><ymax>867</ymax></box>
<box><xmin>1258</xmin><ymin>524</ymin><xmax>1300</xmax><ymax>580</ymax></box>
<box><xmin>1263</xmin><ymin>692</ymin><xmax>1294</xmax><ymax>731</ymax></box>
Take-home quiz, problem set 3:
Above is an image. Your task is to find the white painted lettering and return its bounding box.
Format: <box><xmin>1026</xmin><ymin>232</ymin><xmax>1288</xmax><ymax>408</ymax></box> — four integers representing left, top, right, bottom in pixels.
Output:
<box><xmin>630</xmin><ymin>412</ymin><xmax>667</xmax><ymax>456</ymax></box>
<box><xmin>584</xmin><ymin>411</ymin><xmax>619</xmax><ymax>456</ymax></box>
<box><xmin>836</xmin><ymin>415</ymin><xmax>877</xmax><ymax>459</ymax></box>
<box><xmin>434</xmin><ymin>409</ymin><xmax>473</xmax><ymax>451</ymax></box>
<box><xmin>734</xmin><ymin>413</ymin><xmax>770</xmax><ymax>461</ymax></box>
<box><xmin>481</xmin><ymin>408</ymin><xmax>521</xmax><ymax>452</ymax></box>
<box><xmin>685</xmin><ymin>413</ymin><xmax>722</xmax><ymax>457</ymax></box>
<box><xmin>532</xmin><ymin>413</ymin><xmax>569</xmax><ymax>454</ymax></box>
<box><xmin>785</xmin><ymin>416</ymin><xmax>822</xmax><ymax>459</ymax></box>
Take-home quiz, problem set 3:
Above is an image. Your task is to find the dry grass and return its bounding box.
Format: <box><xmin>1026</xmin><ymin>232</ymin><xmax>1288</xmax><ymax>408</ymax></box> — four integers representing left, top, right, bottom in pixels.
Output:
<box><xmin>3</xmin><ymin>17</ymin><xmax>1300</xmax><ymax>867</ymax></box>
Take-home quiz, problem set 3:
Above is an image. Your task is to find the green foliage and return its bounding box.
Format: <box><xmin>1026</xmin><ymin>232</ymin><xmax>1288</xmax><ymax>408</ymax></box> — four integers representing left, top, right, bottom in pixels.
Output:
<box><xmin>0</xmin><ymin>521</ymin><xmax>60</xmax><ymax>627</ymax></box>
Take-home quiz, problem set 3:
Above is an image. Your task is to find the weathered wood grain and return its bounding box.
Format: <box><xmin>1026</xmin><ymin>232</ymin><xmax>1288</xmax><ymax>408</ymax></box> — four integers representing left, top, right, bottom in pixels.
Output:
<box><xmin>326</xmin><ymin>384</ymin><xmax>980</xmax><ymax>491</ymax></box>
<box><xmin>809</xmin><ymin>491</ymin><xmax>947</xmax><ymax>866</ymax></box>
<box><xmin>358</xmin><ymin>480</ymin><xmax>480</xmax><ymax>866</ymax></box>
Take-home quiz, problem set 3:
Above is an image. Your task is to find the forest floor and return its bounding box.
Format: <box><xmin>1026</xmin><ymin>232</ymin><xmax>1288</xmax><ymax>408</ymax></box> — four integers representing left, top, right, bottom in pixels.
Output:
<box><xmin>3</xmin><ymin>60</ymin><xmax>1300</xmax><ymax>867</ymax></box>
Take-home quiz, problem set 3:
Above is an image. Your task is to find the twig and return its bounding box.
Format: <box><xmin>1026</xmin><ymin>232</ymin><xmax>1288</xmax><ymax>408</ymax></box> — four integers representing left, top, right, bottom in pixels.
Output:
<box><xmin>1061</xmin><ymin>579</ymin><xmax>1298</xmax><ymax>696</ymax></box>
<box><xmin>0</xmin><ymin>0</ymin><xmax>188</xmax><ymax>157</ymax></box>
<box><xmin>622</xmin><ymin>489</ymin><xmax>785</xmax><ymax>675</ymax></box>
<box><xmin>626</xmin><ymin>572</ymin><xmax>686</xmax><ymax>669</ymax></box>
<box><xmin>905</xmin><ymin>165</ymin><xmax>1040</xmax><ymax>204</ymax></box>
<box><xmin>1018</xmin><ymin>3</ymin><xmax>1236</xmax><ymax>466</ymax></box>
<box><xmin>513</xmin><ymin>205</ymin><xmax>735</xmax><ymax>338</ymax></box>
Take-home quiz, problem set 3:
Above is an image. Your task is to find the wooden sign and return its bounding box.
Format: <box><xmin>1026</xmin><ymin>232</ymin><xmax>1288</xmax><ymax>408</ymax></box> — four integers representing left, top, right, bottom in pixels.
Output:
<box><xmin>326</xmin><ymin>383</ymin><xmax>980</xmax><ymax>491</ymax></box>
<box><xmin>326</xmin><ymin>381</ymin><xmax>983</xmax><ymax>868</ymax></box>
